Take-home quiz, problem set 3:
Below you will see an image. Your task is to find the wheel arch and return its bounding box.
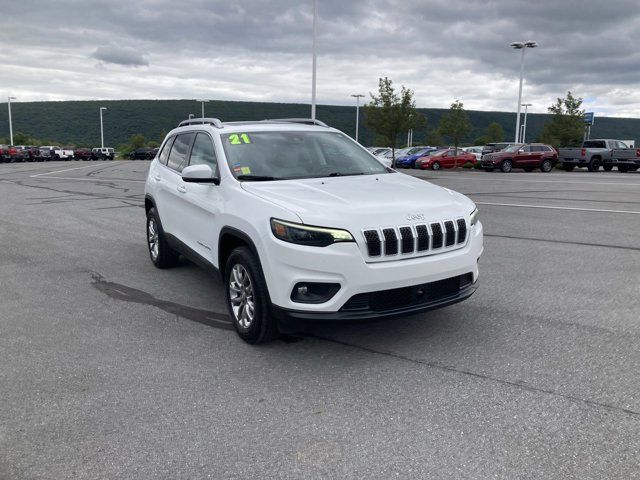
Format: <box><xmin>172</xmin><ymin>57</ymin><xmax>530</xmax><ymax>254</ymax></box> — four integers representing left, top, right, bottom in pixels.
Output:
<box><xmin>218</xmin><ymin>227</ymin><xmax>263</xmax><ymax>279</ymax></box>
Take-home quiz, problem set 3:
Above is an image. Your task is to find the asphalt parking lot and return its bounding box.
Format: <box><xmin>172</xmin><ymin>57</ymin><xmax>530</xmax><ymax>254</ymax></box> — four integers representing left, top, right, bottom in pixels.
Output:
<box><xmin>1</xmin><ymin>161</ymin><xmax>639</xmax><ymax>479</ymax></box>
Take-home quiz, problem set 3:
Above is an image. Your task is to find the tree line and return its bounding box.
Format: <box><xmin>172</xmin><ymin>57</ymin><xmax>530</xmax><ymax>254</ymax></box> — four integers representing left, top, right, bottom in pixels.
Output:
<box><xmin>364</xmin><ymin>76</ymin><xmax>587</xmax><ymax>165</ymax></box>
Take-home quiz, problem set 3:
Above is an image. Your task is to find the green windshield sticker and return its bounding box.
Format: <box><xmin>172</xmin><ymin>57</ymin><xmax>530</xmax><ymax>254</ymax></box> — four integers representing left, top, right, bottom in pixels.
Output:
<box><xmin>229</xmin><ymin>133</ymin><xmax>252</xmax><ymax>145</ymax></box>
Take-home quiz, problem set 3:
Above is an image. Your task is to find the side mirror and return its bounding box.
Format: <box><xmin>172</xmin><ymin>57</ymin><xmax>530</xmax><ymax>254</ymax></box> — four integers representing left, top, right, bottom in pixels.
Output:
<box><xmin>182</xmin><ymin>164</ymin><xmax>219</xmax><ymax>184</ymax></box>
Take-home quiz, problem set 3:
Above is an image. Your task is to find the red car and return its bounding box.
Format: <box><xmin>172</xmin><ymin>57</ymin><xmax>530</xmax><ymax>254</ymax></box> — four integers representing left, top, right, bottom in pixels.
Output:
<box><xmin>481</xmin><ymin>143</ymin><xmax>557</xmax><ymax>173</ymax></box>
<box><xmin>415</xmin><ymin>148</ymin><xmax>477</xmax><ymax>170</ymax></box>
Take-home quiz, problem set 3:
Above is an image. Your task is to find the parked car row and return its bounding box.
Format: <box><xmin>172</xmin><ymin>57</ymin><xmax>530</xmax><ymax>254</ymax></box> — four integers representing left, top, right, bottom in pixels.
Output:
<box><xmin>0</xmin><ymin>145</ymin><xmax>115</xmax><ymax>162</ymax></box>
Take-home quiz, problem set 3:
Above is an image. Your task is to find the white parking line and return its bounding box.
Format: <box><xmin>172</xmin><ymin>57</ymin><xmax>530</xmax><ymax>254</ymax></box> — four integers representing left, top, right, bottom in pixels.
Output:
<box><xmin>474</xmin><ymin>201</ymin><xmax>640</xmax><ymax>215</ymax></box>
<box><xmin>420</xmin><ymin>173</ymin><xmax>640</xmax><ymax>187</ymax></box>
<box><xmin>30</xmin><ymin>164</ymin><xmax>106</xmax><ymax>177</ymax></box>
<box><xmin>31</xmin><ymin>176</ymin><xmax>145</xmax><ymax>183</ymax></box>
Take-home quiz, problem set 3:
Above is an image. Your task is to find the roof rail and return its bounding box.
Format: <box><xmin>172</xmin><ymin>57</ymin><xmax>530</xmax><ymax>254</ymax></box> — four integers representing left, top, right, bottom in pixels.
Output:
<box><xmin>262</xmin><ymin>118</ymin><xmax>329</xmax><ymax>127</ymax></box>
<box><xmin>178</xmin><ymin>117</ymin><xmax>223</xmax><ymax>128</ymax></box>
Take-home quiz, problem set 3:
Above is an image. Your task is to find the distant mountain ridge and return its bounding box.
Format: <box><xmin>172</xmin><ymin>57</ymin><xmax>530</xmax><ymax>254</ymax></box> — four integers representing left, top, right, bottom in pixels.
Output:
<box><xmin>0</xmin><ymin>99</ymin><xmax>638</xmax><ymax>147</ymax></box>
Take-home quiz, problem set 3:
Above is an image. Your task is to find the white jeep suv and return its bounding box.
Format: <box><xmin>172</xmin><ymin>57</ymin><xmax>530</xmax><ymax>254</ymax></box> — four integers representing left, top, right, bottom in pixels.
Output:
<box><xmin>144</xmin><ymin>118</ymin><xmax>483</xmax><ymax>344</ymax></box>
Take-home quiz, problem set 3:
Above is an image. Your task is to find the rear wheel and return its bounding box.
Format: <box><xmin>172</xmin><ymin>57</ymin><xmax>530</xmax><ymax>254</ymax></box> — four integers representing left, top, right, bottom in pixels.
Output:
<box><xmin>225</xmin><ymin>247</ymin><xmax>278</xmax><ymax>344</ymax></box>
<box><xmin>603</xmin><ymin>164</ymin><xmax>613</xmax><ymax>172</ymax></box>
<box><xmin>587</xmin><ymin>157</ymin><xmax>601</xmax><ymax>172</ymax></box>
<box><xmin>431</xmin><ymin>161</ymin><xmax>441</xmax><ymax>171</ymax></box>
<box><xmin>563</xmin><ymin>164</ymin><xmax>575</xmax><ymax>172</ymax></box>
<box><xmin>500</xmin><ymin>160</ymin><xmax>513</xmax><ymax>173</ymax></box>
<box><xmin>540</xmin><ymin>159</ymin><xmax>553</xmax><ymax>173</ymax></box>
<box><xmin>146</xmin><ymin>207</ymin><xmax>179</xmax><ymax>268</ymax></box>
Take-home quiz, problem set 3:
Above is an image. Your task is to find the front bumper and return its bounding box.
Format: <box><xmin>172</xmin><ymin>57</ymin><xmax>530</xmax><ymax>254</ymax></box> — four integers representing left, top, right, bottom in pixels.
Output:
<box><xmin>272</xmin><ymin>276</ymin><xmax>477</xmax><ymax>323</ymax></box>
<box><xmin>260</xmin><ymin>221</ymin><xmax>483</xmax><ymax>315</ymax></box>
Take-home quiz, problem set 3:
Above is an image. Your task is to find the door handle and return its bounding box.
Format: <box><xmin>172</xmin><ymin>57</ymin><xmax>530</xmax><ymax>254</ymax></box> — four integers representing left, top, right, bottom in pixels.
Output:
<box><xmin>177</xmin><ymin>185</ymin><xmax>187</xmax><ymax>194</ymax></box>
<box><xmin>154</xmin><ymin>174</ymin><xmax>162</xmax><ymax>182</ymax></box>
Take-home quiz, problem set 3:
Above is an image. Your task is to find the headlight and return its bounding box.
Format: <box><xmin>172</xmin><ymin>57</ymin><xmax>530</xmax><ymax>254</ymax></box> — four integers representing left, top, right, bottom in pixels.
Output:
<box><xmin>470</xmin><ymin>208</ymin><xmax>479</xmax><ymax>226</ymax></box>
<box><xmin>270</xmin><ymin>219</ymin><xmax>354</xmax><ymax>247</ymax></box>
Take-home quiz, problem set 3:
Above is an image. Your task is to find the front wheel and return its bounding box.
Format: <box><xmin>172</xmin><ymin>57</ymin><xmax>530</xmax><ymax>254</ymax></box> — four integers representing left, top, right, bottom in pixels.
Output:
<box><xmin>540</xmin><ymin>159</ymin><xmax>553</xmax><ymax>173</ymax></box>
<box><xmin>431</xmin><ymin>161</ymin><xmax>441</xmax><ymax>171</ymax></box>
<box><xmin>587</xmin><ymin>158</ymin><xmax>601</xmax><ymax>172</ymax></box>
<box><xmin>225</xmin><ymin>247</ymin><xmax>278</xmax><ymax>344</ymax></box>
<box><xmin>500</xmin><ymin>160</ymin><xmax>513</xmax><ymax>173</ymax></box>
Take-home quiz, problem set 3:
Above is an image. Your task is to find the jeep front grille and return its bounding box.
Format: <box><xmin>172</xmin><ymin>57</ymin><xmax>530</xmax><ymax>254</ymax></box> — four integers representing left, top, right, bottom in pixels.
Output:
<box><xmin>362</xmin><ymin>218</ymin><xmax>468</xmax><ymax>259</ymax></box>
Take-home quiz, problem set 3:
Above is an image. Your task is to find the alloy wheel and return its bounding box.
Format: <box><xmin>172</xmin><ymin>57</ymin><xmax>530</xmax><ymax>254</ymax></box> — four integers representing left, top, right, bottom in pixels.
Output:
<box><xmin>147</xmin><ymin>217</ymin><xmax>159</xmax><ymax>261</ymax></box>
<box><xmin>229</xmin><ymin>264</ymin><xmax>255</xmax><ymax>329</ymax></box>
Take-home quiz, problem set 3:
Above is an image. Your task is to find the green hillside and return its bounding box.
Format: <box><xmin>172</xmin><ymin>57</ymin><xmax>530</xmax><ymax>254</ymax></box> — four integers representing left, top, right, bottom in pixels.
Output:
<box><xmin>0</xmin><ymin>99</ymin><xmax>638</xmax><ymax>148</ymax></box>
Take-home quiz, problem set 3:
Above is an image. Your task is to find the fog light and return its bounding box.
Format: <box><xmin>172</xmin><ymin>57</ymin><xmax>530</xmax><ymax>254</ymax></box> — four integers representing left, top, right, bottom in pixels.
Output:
<box><xmin>291</xmin><ymin>282</ymin><xmax>340</xmax><ymax>304</ymax></box>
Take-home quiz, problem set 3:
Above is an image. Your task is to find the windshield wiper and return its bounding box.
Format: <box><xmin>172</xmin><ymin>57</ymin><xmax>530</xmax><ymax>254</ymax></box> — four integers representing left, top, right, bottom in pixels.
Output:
<box><xmin>327</xmin><ymin>172</ymin><xmax>365</xmax><ymax>177</ymax></box>
<box><xmin>236</xmin><ymin>175</ymin><xmax>281</xmax><ymax>181</ymax></box>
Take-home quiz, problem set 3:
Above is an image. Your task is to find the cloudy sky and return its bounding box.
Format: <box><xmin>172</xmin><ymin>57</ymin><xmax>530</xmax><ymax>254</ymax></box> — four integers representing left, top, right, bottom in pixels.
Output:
<box><xmin>1</xmin><ymin>0</ymin><xmax>639</xmax><ymax>117</ymax></box>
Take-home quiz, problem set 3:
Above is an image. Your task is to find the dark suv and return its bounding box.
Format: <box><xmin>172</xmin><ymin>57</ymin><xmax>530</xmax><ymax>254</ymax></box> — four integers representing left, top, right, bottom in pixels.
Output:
<box><xmin>129</xmin><ymin>147</ymin><xmax>158</xmax><ymax>160</ymax></box>
<box><xmin>74</xmin><ymin>148</ymin><xmax>94</xmax><ymax>161</ymax></box>
<box><xmin>481</xmin><ymin>143</ymin><xmax>558</xmax><ymax>173</ymax></box>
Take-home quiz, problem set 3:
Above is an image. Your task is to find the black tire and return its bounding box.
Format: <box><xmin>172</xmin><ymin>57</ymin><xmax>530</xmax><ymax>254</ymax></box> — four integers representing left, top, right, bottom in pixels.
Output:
<box><xmin>618</xmin><ymin>165</ymin><xmax>629</xmax><ymax>173</ymax></box>
<box><xmin>483</xmin><ymin>168</ymin><xmax>494</xmax><ymax>172</ymax></box>
<box><xmin>603</xmin><ymin>164</ymin><xmax>613</xmax><ymax>172</ymax></box>
<box><xmin>500</xmin><ymin>160</ymin><xmax>513</xmax><ymax>173</ymax></box>
<box><xmin>431</xmin><ymin>161</ymin><xmax>441</xmax><ymax>171</ymax></box>
<box><xmin>540</xmin><ymin>159</ymin><xmax>553</xmax><ymax>173</ymax></box>
<box><xmin>587</xmin><ymin>157</ymin><xmax>601</xmax><ymax>172</ymax></box>
<box><xmin>225</xmin><ymin>246</ymin><xmax>278</xmax><ymax>344</ymax></box>
<box><xmin>563</xmin><ymin>164</ymin><xmax>575</xmax><ymax>172</ymax></box>
<box><xmin>146</xmin><ymin>207</ymin><xmax>179</xmax><ymax>269</ymax></box>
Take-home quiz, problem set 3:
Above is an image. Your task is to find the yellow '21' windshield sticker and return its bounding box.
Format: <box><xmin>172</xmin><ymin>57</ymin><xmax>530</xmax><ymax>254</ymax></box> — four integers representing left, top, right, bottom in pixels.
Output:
<box><xmin>229</xmin><ymin>133</ymin><xmax>252</xmax><ymax>145</ymax></box>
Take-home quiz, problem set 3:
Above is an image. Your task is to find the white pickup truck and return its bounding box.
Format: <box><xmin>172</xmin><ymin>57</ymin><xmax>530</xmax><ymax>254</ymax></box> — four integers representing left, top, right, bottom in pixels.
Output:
<box><xmin>40</xmin><ymin>145</ymin><xmax>74</xmax><ymax>161</ymax></box>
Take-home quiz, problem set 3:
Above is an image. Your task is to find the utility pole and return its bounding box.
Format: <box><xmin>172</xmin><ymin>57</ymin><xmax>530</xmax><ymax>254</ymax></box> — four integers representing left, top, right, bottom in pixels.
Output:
<box><xmin>99</xmin><ymin>107</ymin><xmax>107</xmax><ymax>148</ymax></box>
<box><xmin>351</xmin><ymin>94</ymin><xmax>364</xmax><ymax>143</ymax></box>
<box><xmin>7</xmin><ymin>96</ymin><xmax>17</xmax><ymax>145</ymax></box>
<box><xmin>311</xmin><ymin>0</ymin><xmax>318</xmax><ymax>120</ymax></box>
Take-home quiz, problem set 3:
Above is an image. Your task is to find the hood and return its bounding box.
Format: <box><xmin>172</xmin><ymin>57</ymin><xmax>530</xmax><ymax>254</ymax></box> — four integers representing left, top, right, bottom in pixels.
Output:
<box><xmin>241</xmin><ymin>172</ymin><xmax>475</xmax><ymax>229</ymax></box>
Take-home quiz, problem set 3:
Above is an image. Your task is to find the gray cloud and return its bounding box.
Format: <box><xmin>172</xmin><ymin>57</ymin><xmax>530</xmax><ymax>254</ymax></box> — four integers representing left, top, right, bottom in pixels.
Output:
<box><xmin>0</xmin><ymin>0</ymin><xmax>639</xmax><ymax>117</ymax></box>
<box><xmin>92</xmin><ymin>45</ymin><xmax>149</xmax><ymax>67</ymax></box>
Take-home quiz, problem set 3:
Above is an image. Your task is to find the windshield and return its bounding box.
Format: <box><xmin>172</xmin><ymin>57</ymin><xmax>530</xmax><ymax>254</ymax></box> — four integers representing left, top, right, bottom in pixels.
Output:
<box><xmin>221</xmin><ymin>131</ymin><xmax>388</xmax><ymax>181</ymax></box>
<box><xmin>503</xmin><ymin>144</ymin><xmax>524</xmax><ymax>153</ymax></box>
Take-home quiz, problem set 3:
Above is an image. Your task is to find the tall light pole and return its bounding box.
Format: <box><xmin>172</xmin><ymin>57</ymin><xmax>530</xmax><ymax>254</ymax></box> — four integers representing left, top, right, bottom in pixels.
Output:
<box><xmin>7</xmin><ymin>96</ymin><xmax>16</xmax><ymax>145</ymax></box>
<box><xmin>196</xmin><ymin>99</ymin><xmax>209</xmax><ymax>121</ymax></box>
<box><xmin>311</xmin><ymin>0</ymin><xmax>318</xmax><ymax>120</ymax></box>
<box><xmin>99</xmin><ymin>107</ymin><xmax>107</xmax><ymax>148</ymax></box>
<box><xmin>521</xmin><ymin>103</ymin><xmax>532</xmax><ymax>143</ymax></box>
<box><xmin>351</xmin><ymin>94</ymin><xmax>364</xmax><ymax>143</ymax></box>
<box><xmin>510</xmin><ymin>41</ymin><xmax>537</xmax><ymax>143</ymax></box>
